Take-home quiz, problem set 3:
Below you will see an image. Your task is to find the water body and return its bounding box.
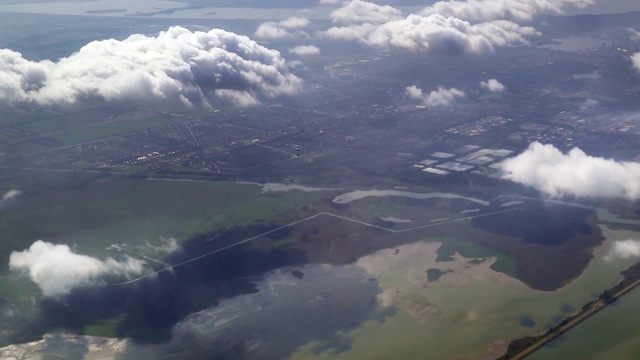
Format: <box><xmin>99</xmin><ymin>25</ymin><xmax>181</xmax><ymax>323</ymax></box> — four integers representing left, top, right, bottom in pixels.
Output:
<box><xmin>148</xmin><ymin>179</ymin><xmax>340</xmax><ymax>193</ymax></box>
<box><xmin>332</xmin><ymin>189</ymin><xmax>490</xmax><ymax>206</ymax></box>
<box><xmin>528</xmin><ymin>228</ymin><xmax>640</xmax><ymax>360</ymax></box>
<box><xmin>501</xmin><ymin>201</ymin><xmax>524</xmax><ymax>207</ymax></box>
<box><xmin>562</xmin><ymin>0</ymin><xmax>640</xmax><ymax>15</ymax></box>
<box><xmin>15</xmin><ymin>264</ymin><xmax>382</xmax><ymax>360</ymax></box>
<box><xmin>260</xmin><ymin>183</ymin><xmax>340</xmax><ymax>193</ymax></box>
<box><xmin>538</xmin><ymin>37</ymin><xmax>612</xmax><ymax>52</ymax></box>
<box><xmin>1</xmin><ymin>0</ymin><xmax>637</xmax><ymax>19</ymax></box>
<box><xmin>0</xmin><ymin>1</ymin><xmax>430</xmax><ymax>20</ymax></box>
<box><xmin>0</xmin><ymin>0</ymin><xmax>186</xmax><ymax>16</ymax></box>
<box><xmin>290</xmin><ymin>225</ymin><xmax>640</xmax><ymax>359</ymax></box>
<box><xmin>379</xmin><ymin>216</ymin><xmax>412</xmax><ymax>223</ymax></box>
<box><xmin>573</xmin><ymin>71</ymin><xmax>602</xmax><ymax>80</ymax></box>
<box><xmin>513</xmin><ymin>196</ymin><xmax>640</xmax><ymax>226</ymax></box>
<box><xmin>459</xmin><ymin>208</ymin><xmax>480</xmax><ymax>214</ymax></box>
<box><xmin>529</xmin><ymin>285</ymin><xmax>640</xmax><ymax>360</ymax></box>
<box><xmin>6</xmin><ymin>226</ymin><xmax>636</xmax><ymax>360</ymax></box>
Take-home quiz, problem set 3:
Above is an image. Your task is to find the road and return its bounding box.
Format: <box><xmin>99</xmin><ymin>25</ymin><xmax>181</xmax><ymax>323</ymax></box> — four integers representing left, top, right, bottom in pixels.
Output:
<box><xmin>112</xmin><ymin>208</ymin><xmax>521</xmax><ymax>286</ymax></box>
<box><xmin>508</xmin><ymin>277</ymin><xmax>640</xmax><ymax>360</ymax></box>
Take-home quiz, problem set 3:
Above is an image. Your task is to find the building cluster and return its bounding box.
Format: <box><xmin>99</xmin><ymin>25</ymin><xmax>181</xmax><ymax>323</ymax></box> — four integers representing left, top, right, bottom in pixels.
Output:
<box><xmin>412</xmin><ymin>145</ymin><xmax>513</xmax><ymax>176</ymax></box>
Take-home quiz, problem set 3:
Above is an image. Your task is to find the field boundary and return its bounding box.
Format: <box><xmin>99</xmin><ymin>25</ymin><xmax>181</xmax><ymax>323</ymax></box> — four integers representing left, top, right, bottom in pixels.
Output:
<box><xmin>112</xmin><ymin>207</ymin><xmax>522</xmax><ymax>285</ymax></box>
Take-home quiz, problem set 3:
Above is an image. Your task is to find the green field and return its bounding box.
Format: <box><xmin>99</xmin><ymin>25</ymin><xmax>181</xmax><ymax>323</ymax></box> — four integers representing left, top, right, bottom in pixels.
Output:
<box><xmin>0</xmin><ymin>177</ymin><xmax>340</xmax><ymax>345</ymax></box>
<box><xmin>0</xmin><ymin>178</ymin><xmax>332</xmax><ymax>268</ymax></box>
<box><xmin>50</xmin><ymin>116</ymin><xmax>172</xmax><ymax>145</ymax></box>
<box><xmin>0</xmin><ymin>109</ymin><xmax>57</xmax><ymax>127</ymax></box>
<box><xmin>0</xmin><ymin>175</ymin><xmax>631</xmax><ymax>358</ymax></box>
<box><xmin>11</xmin><ymin>112</ymin><xmax>108</xmax><ymax>135</ymax></box>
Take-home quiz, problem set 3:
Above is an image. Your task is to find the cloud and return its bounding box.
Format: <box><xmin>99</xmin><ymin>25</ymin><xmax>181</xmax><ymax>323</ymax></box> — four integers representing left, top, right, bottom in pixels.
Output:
<box><xmin>580</xmin><ymin>98</ymin><xmax>599</xmax><ymax>111</ymax></box>
<box><xmin>480</xmin><ymin>78</ymin><xmax>505</xmax><ymax>92</ymax></box>
<box><xmin>321</xmin><ymin>0</ymin><xmax>600</xmax><ymax>54</ymax></box>
<box><xmin>9</xmin><ymin>240</ymin><xmax>145</xmax><ymax>297</ymax></box>
<box><xmin>148</xmin><ymin>237</ymin><xmax>179</xmax><ymax>254</ymax></box>
<box><xmin>0</xmin><ymin>27</ymin><xmax>302</xmax><ymax>108</ymax></box>
<box><xmin>289</xmin><ymin>45</ymin><xmax>321</xmax><ymax>56</ymax></box>
<box><xmin>255</xmin><ymin>16</ymin><xmax>311</xmax><ymax>39</ymax></box>
<box><xmin>119</xmin><ymin>237</ymin><xmax>179</xmax><ymax>257</ymax></box>
<box><xmin>320</xmin><ymin>0</ymin><xmax>343</xmax><ymax>4</ymax></box>
<box><xmin>632</xmin><ymin>52</ymin><xmax>640</xmax><ymax>72</ymax></box>
<box><xmin>1</xmin><ymin>189</ymin><xmax>21</xmax><ymax>203</ymax></box>
<box><xmin>406</xmin><ymin>85</ymin><xmax>465</xmax><ymax>107</ymax></box>
<box><xmin>324</xmin><ymin>13</ymin><xmax>538</xmax><ymax>53</ymax></box>
<box><xmin>500</xmin><ymin>142</ymin><xmax>640</xmax><ymax>199</ymax></box>
<box><xmin>419</xmin><ymin>0</ymin><xmax>595</xmax><ymax>22</ymax></box>
<box><xmin>608</xmin><ymin>239</ymin><xmax>640</xmax><ymax>259</ymax></box>
<box><xmin>330</xmin><ymin>0</ymin><xmax>403</xmax><ymax>25</ymax></box>
<box><xmin>629</xmin><ymin>28</ymin><xmax>640</xmax><ymax>41</ymax></box>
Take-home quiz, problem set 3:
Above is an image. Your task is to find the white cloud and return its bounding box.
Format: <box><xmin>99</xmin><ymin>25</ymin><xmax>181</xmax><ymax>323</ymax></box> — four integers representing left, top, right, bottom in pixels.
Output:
<box><xmin>629</xmin><ymin>28</ymin><xmax>640</xmax><ymax>41</ymax></box>
<box><xmin>330</xmin><ymin>0</ymin><xmax>403</xmax><ymax>25</ymax></box>
<box><xmin>255</xmin><ymin>16</ymin><xmax>311</xmax><ymax>39</ymax></box>
<box><xmin>632</xmin><ymin>52</ymin><xmax>640</xmax><ymax>72</ymax></box>
<box><xmin>0</xmin><ymin>27</ymin><xmax>301</xmax><ymax>108</ymax></box>
<box><xmin>1</xmin><ymin>189</ymin><xmax>21</xmax><ymax>203</ymax></box>
<box><xmin>406</xmin><ymin>85</ymin><xmax>423</xmax><ymax>99</ymax></box>
<box><xmin>480</xmin><ymin>78</ymin><xmax>505</xmax><ymax>92</ymax></box>
<box><xmin>123</xmin><ymin>237</ymin><xmax>179</xmax><ymax>256</ymax></box>
<box><xmin>320</xmin><ymin>0</ymin><xmax>343</xmax><ymax>4</ymax></box>
<box><xmin>420</xmin><ymin>0</ymin><xmax>595</xmax><ymax>22</ymax></box>
<box><xmin>280</xmin><ymin>16</ymin><xmax>311</xmax><ymax>28</ymax></box>
<box><xmin>609</xmin><ymin>239</ymin><xmax>640</xmax><ymax>259</ymax></box>
<box><xmin>580</xmin><ymin>98</ymin><xmax>599</xmax><ymax>111</ymax></box>
<box><xmin>150</xmin><ymin>237</ymin><xmax>179</xmax><ymax>254</ymax></box>
<box><xmin>324</xmin><ymin>13</ymin><xmax>538</xmax><ymax>53</ymax></box>
<box><xmin>500</xmin><ymin>142</ymin><xmax>640</xmax><ymax>199</ymax></box>
<box><xmin>215</xmin><ymin>89</ymin><xmax>261</xmax><ymax>106</ymax></box>
<box><xmin>321</xmin><ymin>0</ymin><xmax>599</xmax><ymax>54</ymax></box>
<box><xmin>9</xmin><ymin>240</ymin><xmax>145</xmax><ymax>297</ymax></box>
<box><xmin>289</xmin><ymin>45</ymin><xmax>321</xmax><ymax>55</ymax></box>
<box><xmin>406</xmin><ymin>85</ymin><xmax>465</xmax><ymax>107</ymax></box>
<box><xmin>323</xmin><ymin>23</ymin><xmax>378</xmax><ymax>41</ymax></box>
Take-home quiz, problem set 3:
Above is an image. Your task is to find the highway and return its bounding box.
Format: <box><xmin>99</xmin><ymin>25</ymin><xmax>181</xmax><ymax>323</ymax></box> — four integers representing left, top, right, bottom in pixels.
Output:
<box><xmin>508</xmin><ymin>277</ymin><xmax>640</xmax><ymax>360</ymax></box>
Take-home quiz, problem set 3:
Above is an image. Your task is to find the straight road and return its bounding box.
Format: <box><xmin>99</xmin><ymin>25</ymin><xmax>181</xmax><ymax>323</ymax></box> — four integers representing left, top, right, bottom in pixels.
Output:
<box><xmin>508</xmin><ymin>277</ymin><xmax>640</xmax><ymax>360</ymax></box>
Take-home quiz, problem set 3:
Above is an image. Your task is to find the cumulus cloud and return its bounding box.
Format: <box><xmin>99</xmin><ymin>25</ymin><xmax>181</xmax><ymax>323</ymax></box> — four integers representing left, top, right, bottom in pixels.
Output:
<box><xmin>609</xmin><ymin>239</ymin><xmax>640</xmax><ymax>259</ymax></box>
<box><xmin>321</xmin><ymin>0</ymin><xmax>599</xmax><ymax>54</ymax></box>
<box><xmin>1</xmin><ymin>189</ymin><xmax>21</xmax><ymax>203</ymax></box>
<box><xmin>500</xmin><ymin>142</ymin><xmax>640</xmax><ymax>199</ymax></box>
<box><xmin>320</xmin><ymin>0</ymin><xmax>343</xmax><ymax>4</ymax></box>
<box><xmin>324</xmin><ymin>13</ymin><xmax>537</xmax><ymax>53</ymax></box>
<box><xmin>629</xmin><ymin>28</ymin><xmax>640</xmax><ymax>41</ymax></box>
<box><xmin>406</xmin><ymin>85</ymin><xmax>465</xmax><ymax>107</ymax></box>
<box><xmin>580</xmin><ymin>98</ymin><xmax>599</xmax><ymax>111</ymax></box>
<box><xmin>632</xmin><ymin>53</ymin><xmax>640</xmax><ymax>72</ymax></box>
<box><xmin>419</xmin><ymin>0</ymin><xmax>594</xmax><ymax>22</ymax></box>
<box><xmin>255</xmin><ymin>16</ymin><xmax>311</xmax><ymax>39</ymax></box>
<box><xmin>9</xmin><ymin>240</ymin><xmax>145</xmax><ymax>297</ymax></box>
<box><xmin>289</xmin><ymin>45</ymin><xmax>321</xmax><ymax>56</ymax></box>
<box><xmin>126</xmin><ymin>237</ymin><xmax>180</xmax><ymax>257</ymax></box>
<box><xmin>330</xmin><ymin>0</ymin><xmax>403</xmax><ymax>25</ymax></box>
<box><xmin>480</xmin><ymin>78</ymin><xmax>505</xmax><ymax>92</ymax></box>
<box><xmin>0</xmin><ymin>27</ymin><xmax>301</xmax><ymax>108</ymax></box>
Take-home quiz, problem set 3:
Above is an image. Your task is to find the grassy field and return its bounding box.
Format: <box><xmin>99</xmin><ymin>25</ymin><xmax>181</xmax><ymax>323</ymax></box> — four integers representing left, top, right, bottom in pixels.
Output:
<box><xmin>0</xmin><ymin>177</ymin><xmax>337</xmax><ymax>344</ymax></box>
<box><xmin>0</xmin><ymin>109</ymin><xmax>57</xmax><ymax>127</ymax></box>
<box><xmin>0</xmin><ymin>178</ymin><xmax>333</xmax><ymax>267</ymax></box>
<box><xmin>436</xmin><ymin>237</ymin><xmax>518</xmax><ymax>276</ymax></box>
<box><xmin>50</xmin><ymin>116</ymin><xmax>172</xmax><ymax>145</ymax></box>
<box><xmin>0</xmin><ymin>173</ymin><xmax>617</xmax><ymax>353</ymax></box>
<box><xmin>12</xmin><ymin>111</ymin><xmax>109</xmax><ymax>135</ymax></box>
